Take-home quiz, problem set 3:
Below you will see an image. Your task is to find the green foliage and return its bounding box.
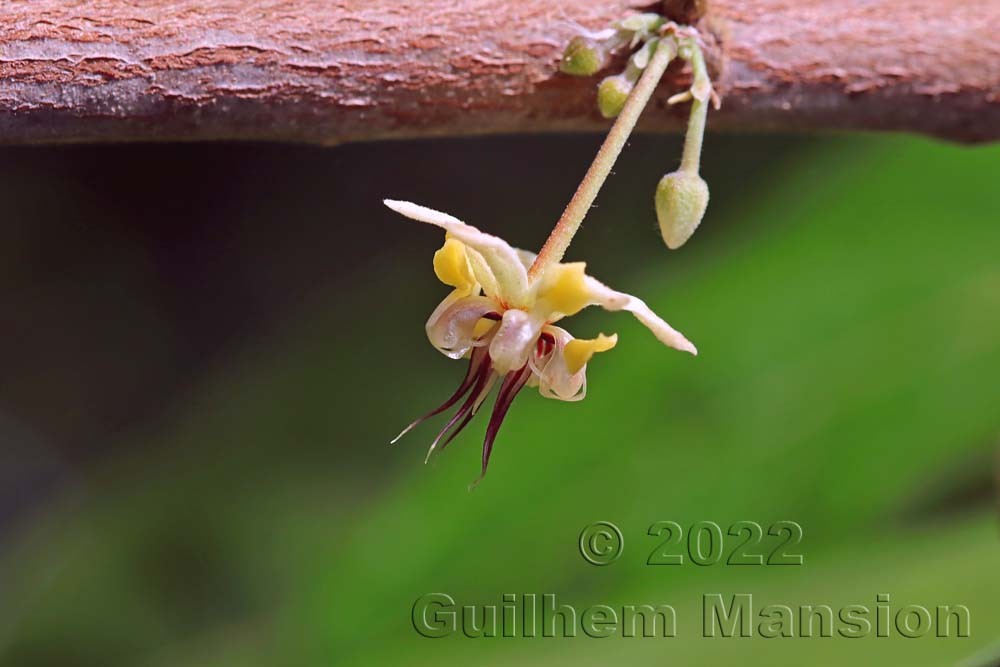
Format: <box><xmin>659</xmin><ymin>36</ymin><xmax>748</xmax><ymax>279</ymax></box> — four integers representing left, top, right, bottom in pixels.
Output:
<box><xmin>1</xmin><ymin>135</ymin><xmax>998</xmax><ymax>666</ymax></box>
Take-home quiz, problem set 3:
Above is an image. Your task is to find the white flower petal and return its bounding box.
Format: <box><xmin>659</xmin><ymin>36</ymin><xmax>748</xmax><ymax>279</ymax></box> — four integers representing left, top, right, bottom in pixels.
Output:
<box><xmin>584</xmin><ymin>275</ymin><xmax>698</xmax><ymax>355</ymax></box>
<box><xmin>463</xmin><ymin>247</ymin><xmax>503</xmax><ymax>302</ymax></box>
<box><xmin>426</xmin><ymin>293</ymin><xmax>498</xmax><ymax>359</ymax></box>
<box><xmin>534</xmin><ymin>326</ymin><xmax>587</xmax><ymax>402</ymax></box>
<box><xmin>384</xmin><ymin>199</ymin><xmax>530</xmax><ymax>306</ymax></box>
<box><xmin>515</xmin><ymin>248</ymin><xmax>537</xmax><ymax>271</ymax></box>
<box><xmin>489</xmin><ymin>309</ymin><xmax>544</xmax><ymax>375</ymax></box>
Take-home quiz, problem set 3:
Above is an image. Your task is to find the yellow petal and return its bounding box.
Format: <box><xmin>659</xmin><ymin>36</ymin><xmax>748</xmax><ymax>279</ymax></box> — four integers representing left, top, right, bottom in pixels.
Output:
<box><xmin>537</xmin><ymin>262</ymin><xmax>591</xmax><ymax>319</ymax></box>
<box><xmin>472</xmin><ymin>317</ymin><xmax>497</xmax><ymax>339</ymax></box>
<box><xmin>385</xmin><ymin>199</ymin><xmax>530</xmax><ymax>306</ymax></box>
<box><xmin>564</xmin><ymin>333</ymin><xmax>618</xmax><ymax>374</ymax></box>
<box><xmin>433</xmin><ymin>238</ymin><xmax>475</xmax><ymax>291</ymax></box>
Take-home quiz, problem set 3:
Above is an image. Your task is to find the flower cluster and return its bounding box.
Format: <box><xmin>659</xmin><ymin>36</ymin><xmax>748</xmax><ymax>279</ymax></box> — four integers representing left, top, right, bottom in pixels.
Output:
<box><xmin>561</xmin><ymin>17</ymin><xmax>718</xmax><ymax>249</ymax></box>
<box><xmin>388</xmin><ymin>11</ymin><xmax>715</xmax><ymax>485</ymax></box>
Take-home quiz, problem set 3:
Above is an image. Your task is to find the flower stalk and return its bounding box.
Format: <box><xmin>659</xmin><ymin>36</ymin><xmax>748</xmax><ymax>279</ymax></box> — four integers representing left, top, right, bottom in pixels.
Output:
<box><xmin>382</xmin><ymin>13</ymin><xmax>715</xmax><ymax>483</ymax></box>
<box><xmin>678</xmin><ymin>39</ymin><xmax>711</xmax><ymax>174</ymax></box>
<box><xmin>655</xmin><ymin>34</ymin><xmax>715</xmax><ymax>249</ymax></box>
<box><xmin>528</xmin><ymin>36</ymin><xmax>678</xmax><ymax>282</ymax></box>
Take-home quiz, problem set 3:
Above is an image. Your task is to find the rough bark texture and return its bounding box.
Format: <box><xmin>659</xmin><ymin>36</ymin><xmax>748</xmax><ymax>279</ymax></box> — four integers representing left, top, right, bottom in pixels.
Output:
<box><xmin>0</xmin><ymin>0</ymin><xmax>997</xmax><ymax>145</ymax></box>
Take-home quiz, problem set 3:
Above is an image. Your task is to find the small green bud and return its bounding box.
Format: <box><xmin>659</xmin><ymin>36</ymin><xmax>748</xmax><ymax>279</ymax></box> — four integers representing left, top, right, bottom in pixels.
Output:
<box><xmin>616</xmin><ymin>13</ymin><xmax>665</xmax><ymax>35</ymax></box>
<box><xmin>560</xmin><ymin>36</ymin><xmax>606</xmax><ymax>76</ymax></box>
<box><xmin>654</xmin><ymin>170</ymin><xmax>710</xmax><ymax>249</ymax></box>
<box><xmin>597</xmin><ymin>73</ymin><xmax>634</xmax><ymax>118</ymax></box>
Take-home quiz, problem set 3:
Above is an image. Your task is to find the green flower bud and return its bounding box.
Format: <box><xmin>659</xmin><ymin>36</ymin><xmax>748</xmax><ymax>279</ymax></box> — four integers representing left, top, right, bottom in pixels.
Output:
<box><xmin>597</xmin><ymin>73</ymin><xmax>634</xmax><ymax>119</ymax></box>
<box><xmin>615</xmin><ymin>13</ymin><xmax>665</xmax><ymax>36</ymax></box>
<box><xmin>654</xmin><ymin>170</ymin><xmax>710</xmax><ymax>249</ymax></box>
<box><xmin>560</xmin><ymin>36</ymin><xmax>607</xmax><ymax>76</ymax></box>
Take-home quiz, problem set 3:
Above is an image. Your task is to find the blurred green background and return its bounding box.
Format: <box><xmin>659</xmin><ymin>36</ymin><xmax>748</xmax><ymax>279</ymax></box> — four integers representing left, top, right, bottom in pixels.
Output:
<box><xmin>0</xmin><ymin>131</ymin><xmax>997</xmax><ymax>666</ymax></box>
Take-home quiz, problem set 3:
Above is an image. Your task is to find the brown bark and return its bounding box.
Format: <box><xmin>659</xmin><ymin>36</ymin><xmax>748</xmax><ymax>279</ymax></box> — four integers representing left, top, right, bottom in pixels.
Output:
<box><xmin>0</xmin><ymin>1</ymin><xmax>997</xmax><ymax>145</ymax></box>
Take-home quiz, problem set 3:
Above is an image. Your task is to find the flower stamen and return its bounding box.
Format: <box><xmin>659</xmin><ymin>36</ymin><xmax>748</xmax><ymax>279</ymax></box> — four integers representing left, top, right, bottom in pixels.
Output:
<box><xmin>425</xmin><ymin>360</ymin><xmax>494</xmax><ymax>463</ymax></box>
<box><xmin>437</xmin><ymin>372</ymin><xmax>498</xmax><ymax>453</ymax></box>
<box><xmin>390</xmin><ymin>345</ymin><xmax>491</xmax><ymax>445</ymax></box>
<box><xmin>473</xmin><ymin>363</ymin><xmax>533</xmax><ymax>487</ymax></box>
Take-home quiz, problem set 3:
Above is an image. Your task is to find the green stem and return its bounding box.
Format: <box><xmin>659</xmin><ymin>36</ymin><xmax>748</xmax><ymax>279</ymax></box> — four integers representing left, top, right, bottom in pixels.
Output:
<box><xmin>528</xmin><ymin>37</ymin><xmax>678</xmax><ymax>282</ymax></box>
<box><xmin>679</xmin><ymin>41</ymin><xmax>709</xmax><ymax>173</ymax></box>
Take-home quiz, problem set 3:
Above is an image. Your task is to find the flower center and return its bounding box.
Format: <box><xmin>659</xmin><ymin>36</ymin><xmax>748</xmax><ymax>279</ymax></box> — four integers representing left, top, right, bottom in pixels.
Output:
<box><xmin>489</xmin><ymin>309</ymin><xmax>544</xmax><ymax>375</ymax></box>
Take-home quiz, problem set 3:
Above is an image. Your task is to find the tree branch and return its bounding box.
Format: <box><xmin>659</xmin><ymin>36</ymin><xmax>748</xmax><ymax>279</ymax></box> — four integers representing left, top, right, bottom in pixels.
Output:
<box><xmin>1</xmin><ymin>0</ymin><xmax>996</xmax><ymax>145</ymax></box>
